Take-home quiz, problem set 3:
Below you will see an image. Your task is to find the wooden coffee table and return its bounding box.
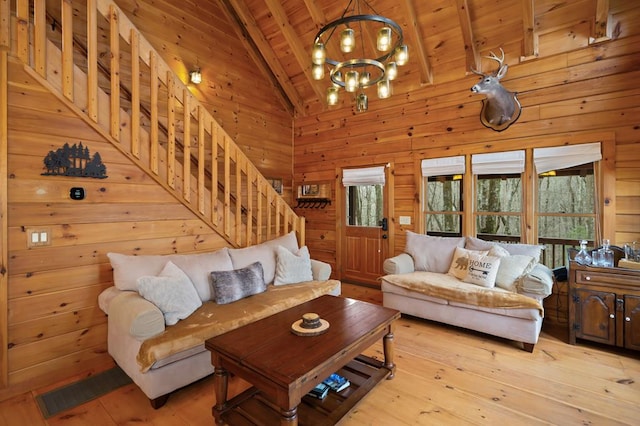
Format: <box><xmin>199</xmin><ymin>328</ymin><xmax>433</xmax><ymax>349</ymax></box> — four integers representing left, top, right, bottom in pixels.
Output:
<box><xmin>205</xmin><ymin>295</ymin><xmax>400</xmax><ymax>425</ymax></box>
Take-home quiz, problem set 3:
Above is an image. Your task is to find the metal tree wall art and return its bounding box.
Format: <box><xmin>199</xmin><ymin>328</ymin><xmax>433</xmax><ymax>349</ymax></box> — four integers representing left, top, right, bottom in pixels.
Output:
<box><xmin>470</xmin><ymin>49</ymin><xmax>522</xmax><ymax>132</ymax></box>
<box><xmin>41</xmin><ymin>142</ymin><xmax>108</xmax><ymax>178</ymax></box>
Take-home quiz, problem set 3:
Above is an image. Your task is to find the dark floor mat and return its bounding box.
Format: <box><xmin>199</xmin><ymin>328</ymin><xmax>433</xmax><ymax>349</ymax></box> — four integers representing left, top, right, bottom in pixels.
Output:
<box><xmin>35</xmin><ymin>366</ymin><xmax>133</xmax><ymax>418</ymax></box>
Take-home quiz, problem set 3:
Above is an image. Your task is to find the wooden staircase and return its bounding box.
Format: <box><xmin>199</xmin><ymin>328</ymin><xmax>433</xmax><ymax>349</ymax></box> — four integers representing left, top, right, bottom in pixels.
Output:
<box><xmin>2</xmin><ymin>0</ymin><xmax>304</xmax><ymax>248</ymax></box>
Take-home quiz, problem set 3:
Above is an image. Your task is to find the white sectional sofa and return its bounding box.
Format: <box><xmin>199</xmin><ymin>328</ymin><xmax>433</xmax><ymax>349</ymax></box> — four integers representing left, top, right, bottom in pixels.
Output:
<box><xmin>382</xmin><ymin>232</ymin><xmax>553</xmax><ymax>352</ymax></box>
<box><xmin>98</xmin><ymin>232</ymin><xmax>340</xmax><ymax>408</ymax></box>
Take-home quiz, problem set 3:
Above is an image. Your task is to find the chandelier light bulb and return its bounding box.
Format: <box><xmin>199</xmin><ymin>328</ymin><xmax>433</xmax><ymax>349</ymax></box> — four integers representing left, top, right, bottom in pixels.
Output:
<box><xmin>395</xmin><ymin>45</ymin><xmax>409</xmax><ymax>66</ymax></box>
<box><xmin>359</xmin><ymin>71</ymin><xmax>371</xmax><ymax>86</ymax></box>
<box><xmin>385</xmin><ymin>62</ymin><xmax>398</xmax><ymax>80</ymax></box>
<box><xmin>345</xmin><ymin>70</ymin><xmax>359</xmax><ymax>92</ymax></box>
<box><xmin>311</xmin><ymin>42</ymin><xmax>326</xmax><ymax>65</ymax></box>
<box><xmin>327</xmin><ymin>86</ymin><xmax>339</xmax><ymax>105</ymax></box>
<box><xmin>340</xmin><ymin>28</ymin><xmax>355</xmax><ymax>53</ymax></box>
<box><xmin>377</xmin><ymin>27</ymin><xmax>392</xmax><ymax>52</ymax></box>
<box><xmin>377</xmin><ymin>79</ymin><xmax>391</xmax><ymax>99</ymax></box>
<box><xmin>312</xmin><ymin>63</ymin><xmax>324</xmax><ymax>80</ymax></box>
<box><xmin>356</xmin><ymin>93</ymin><xmax>368</xmax><ymax>112</ymax></box>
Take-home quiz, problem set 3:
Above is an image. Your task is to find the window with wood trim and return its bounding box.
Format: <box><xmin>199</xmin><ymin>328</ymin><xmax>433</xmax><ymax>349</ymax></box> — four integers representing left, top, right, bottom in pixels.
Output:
<box><xmin>421</xmin><ymin>143</ymin><xmax>602</xmax><ymax>268</ymax></box>
<box><xmin>421</xmin><ymin>156</ymin><xmax>465</xmax><ymax>236</ymax></box>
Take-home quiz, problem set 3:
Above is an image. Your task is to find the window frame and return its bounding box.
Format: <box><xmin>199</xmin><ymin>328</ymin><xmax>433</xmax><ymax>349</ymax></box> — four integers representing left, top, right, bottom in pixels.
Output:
<box><xmin>419</xmin><ymin>138</ymin><xmax>614</xmax><ymax>251</ymax></box>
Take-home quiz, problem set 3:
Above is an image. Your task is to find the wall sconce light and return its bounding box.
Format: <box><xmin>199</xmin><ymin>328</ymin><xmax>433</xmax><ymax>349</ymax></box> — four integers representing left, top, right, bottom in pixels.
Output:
<box><xmin>189</xmin><ymin>67</ymin><xmax>202</xmax><ymax>84</ymax></box>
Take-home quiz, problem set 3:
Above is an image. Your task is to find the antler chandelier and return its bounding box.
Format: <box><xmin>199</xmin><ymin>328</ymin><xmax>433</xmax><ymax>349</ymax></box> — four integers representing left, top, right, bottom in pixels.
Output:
<box><xmin>311</xmin><ymin>0</ymin><xmax>408</xmax><ymax>112</ymax></box>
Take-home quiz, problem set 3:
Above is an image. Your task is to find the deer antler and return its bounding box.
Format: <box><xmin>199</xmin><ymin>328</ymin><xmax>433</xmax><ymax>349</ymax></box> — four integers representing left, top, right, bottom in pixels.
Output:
<box><xmin>471</xmin><ymin>48</ymin><xmax>506</xmax><ymax>76</ymax></box>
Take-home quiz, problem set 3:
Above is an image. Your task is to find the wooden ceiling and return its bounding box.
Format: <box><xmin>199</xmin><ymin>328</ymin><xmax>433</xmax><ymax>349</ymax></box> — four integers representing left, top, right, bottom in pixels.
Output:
<box><xmin>113</xmin><ymin>0</ymin><xmax>629</xmax><ymax>118</ymax></box>
<box><xmin>215</xmin><ymin>0</ymin><xmax>620</xmax><ymax>116</ymax></box>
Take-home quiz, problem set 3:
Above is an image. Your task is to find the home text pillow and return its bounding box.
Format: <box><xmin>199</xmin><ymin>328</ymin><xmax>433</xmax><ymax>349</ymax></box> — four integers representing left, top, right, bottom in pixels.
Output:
<box><xmin>448</xmin><ymin>247</ymin><xmax>489</xmax><ymax>280</ymax></box>
<box><xmin>405</xmin><ymin>231</ymin><xmax>465</xmax><ymax>273</ymax></box>
<box><xmin>136</xmin><ymin>261</ymin><xmax>202</xmax><ymax>326</ymax></box>
<box><xmin>463</xmin><ymin>253</ymin><xmax>501</xmax><ymax>288</ymax></box>
<box><xmin>274</xmin><ymin>245</ymin><xmax>313</xmax><ymax>285</ymax></box>
<box><xmin>210</xmin><ymin>261</ymin><xmax>266</xmax><ymax>305</ymax></box>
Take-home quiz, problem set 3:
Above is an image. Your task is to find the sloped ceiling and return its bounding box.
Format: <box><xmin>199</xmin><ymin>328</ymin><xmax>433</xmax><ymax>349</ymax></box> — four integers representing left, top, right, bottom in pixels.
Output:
<box><xmin>119</xmin><ymin>0</ymin><xmax>624</xmax><ymax>117</ymax></box>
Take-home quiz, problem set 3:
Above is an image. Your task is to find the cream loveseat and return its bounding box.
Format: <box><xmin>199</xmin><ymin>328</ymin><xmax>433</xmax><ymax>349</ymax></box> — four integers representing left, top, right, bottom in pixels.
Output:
<box><xmin>382</xmin><ymin>232</ymin><xmax>553</xmax><ymax>352</ymax></box>
<box><xmin>98</xmin><ymin>232</ymin><xmax>340</xmax><ymax>408</ymax></box>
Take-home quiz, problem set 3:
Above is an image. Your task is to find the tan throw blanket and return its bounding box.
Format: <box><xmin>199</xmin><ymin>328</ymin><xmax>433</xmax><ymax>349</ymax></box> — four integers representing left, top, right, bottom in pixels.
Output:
<box><xmin>383</xmin><ymin>272</ymin><xmax>543</xmax><ymax>315</ymax></box>
<box><xmin>137</xmin><ymin>280</ymin><xmax>340</xmax><ymax>372</ymax></box>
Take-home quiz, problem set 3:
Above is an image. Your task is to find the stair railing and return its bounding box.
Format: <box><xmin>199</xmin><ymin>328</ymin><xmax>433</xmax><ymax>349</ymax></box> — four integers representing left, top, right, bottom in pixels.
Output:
<box><xmin>3</xmin><ymin>0</ymin><xmax>305</xmax><ymax>248</ymax></box>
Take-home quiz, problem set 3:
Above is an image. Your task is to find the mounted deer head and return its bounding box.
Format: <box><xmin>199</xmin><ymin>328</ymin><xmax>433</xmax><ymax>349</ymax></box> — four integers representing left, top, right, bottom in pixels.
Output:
<box><xmin>470</xmin><ymin>48</ymin><xmax>521</xmax><ymax>132</ymax></box>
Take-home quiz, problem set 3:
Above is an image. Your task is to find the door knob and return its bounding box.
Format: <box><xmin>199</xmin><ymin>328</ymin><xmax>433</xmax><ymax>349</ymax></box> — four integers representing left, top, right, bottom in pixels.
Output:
<box><xmin>381</xmin><ymin>234</ymin><xmax>388</xmax><ymax>239</ymax></box>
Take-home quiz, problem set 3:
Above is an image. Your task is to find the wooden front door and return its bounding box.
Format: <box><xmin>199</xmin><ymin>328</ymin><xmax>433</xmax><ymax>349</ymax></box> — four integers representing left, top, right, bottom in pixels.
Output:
<box><xmin>340</xmin><ymin>165</ymin><xmax>392</xmax><ymax>286</ymax></box>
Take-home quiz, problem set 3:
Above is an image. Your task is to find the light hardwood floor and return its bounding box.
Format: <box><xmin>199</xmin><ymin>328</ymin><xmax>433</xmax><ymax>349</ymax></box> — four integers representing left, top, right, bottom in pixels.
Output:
<box><xmin>1</xmin><ymin>283</ymin><xmax>639</xmax><ymax>425</ymax></box>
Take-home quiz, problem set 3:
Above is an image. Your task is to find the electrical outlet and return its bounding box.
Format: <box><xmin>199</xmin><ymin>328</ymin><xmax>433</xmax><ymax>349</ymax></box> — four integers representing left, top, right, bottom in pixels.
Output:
<box><xmin>27</xmin><ymin>228</ymin><xmax>52</xmax><ymax>248</ymax></box>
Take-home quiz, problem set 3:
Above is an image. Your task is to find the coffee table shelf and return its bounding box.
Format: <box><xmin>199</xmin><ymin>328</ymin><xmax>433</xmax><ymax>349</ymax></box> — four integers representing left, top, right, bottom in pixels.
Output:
<box><xmin>218</xmin><ymin>355</ymin><xmax>390</xmax><ymax>425</ymax></box>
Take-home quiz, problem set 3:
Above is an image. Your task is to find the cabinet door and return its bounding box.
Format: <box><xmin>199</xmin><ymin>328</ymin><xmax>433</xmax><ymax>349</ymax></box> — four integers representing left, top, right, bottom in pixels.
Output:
<box><xmin>574</xmin><ymin>289</ymin><xmax>616</xmax><ymax>345</ymax></box>
<box><xmin>624</xmin><ymin>295</ymin><xmax>640</xmax><ymax>351</ymax></box>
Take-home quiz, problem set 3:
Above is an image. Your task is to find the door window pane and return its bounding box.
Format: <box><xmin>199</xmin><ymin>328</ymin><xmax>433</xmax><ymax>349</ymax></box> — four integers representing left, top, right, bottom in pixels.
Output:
<box><xmin>346</xmin><ymin>185</ymin><xmax>383</xmax><ymax>226</ymax></box>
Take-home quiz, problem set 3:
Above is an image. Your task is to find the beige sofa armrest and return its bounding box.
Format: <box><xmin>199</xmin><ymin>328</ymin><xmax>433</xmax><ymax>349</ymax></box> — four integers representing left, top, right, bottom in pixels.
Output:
<box><xmin>310</xmin><ymin>259</ymin><xmax>331</xmax><ymax>281</ymax></box>
<box><xmin>518</xmin><ymin>263</ymin><xmax>554</xmax><ymax>297</ymax></box>
<box><xmin>109</xmin><ymin>291</ymin><xmax>166</xmax><ymax>340</ymax></box>
<box><xmin>383</xmin><ymin>253</ymin><xmax>415</xmax><ymax>275</ymax></box>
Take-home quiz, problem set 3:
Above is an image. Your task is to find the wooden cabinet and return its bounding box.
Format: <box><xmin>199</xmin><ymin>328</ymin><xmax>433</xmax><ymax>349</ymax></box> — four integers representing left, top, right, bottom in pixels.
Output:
<box><xmin>569</xmin><ymin>261</ymin><xmax>640</xmax><ymax>350</ymax></box>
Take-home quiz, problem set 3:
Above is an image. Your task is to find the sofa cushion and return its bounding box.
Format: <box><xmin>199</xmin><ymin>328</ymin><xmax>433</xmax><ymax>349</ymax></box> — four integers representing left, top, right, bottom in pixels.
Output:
<box><xmin>448</xmin><ymin>246</ymin><xmax>489</xmax><ymax>280</ymax></box>
<box><xmin>137</xmin><ymin>261</ymin><xmax>203</xmax><ymax>326</ymax></box>
<box><xmin>107</xmin><ymin>248</ymin><xmax>234</xmax><ymax>299</ymax></box>
<box><xmin>168</xmin><ymin>249</ymin><xmax>233</xmax><ymax>301</ymax></box>
<box><xmin>210</xmin><ymin>261</ymin><xmax>266</xmax><ymax>304</ymax></box>
<box><xmin>465</xmin><ymin>237</ymin><xmax>543</xmax><ymax>262</ymax></box>
<box><xmin>462</xmin><ymin>253</ymin><xmax>501</xmax><ymax>288</ymax></box>
<box><xmin>274</xmin><ymin>245</ymin><xmax>313</xmax><ymax>285</ymax></box>
<box><xmin>108</xmin><ymin>252</ymin><xmax>169</xmax><ymax>291</ymax></box>
<box><xmin>229</xmin><ymin>232</ymin><xmax>299</xmax><ymax>284</ymax></box>
<box><xmin>405</xmin><ymin>231</ymin><xmax>465</xmax><ymax>273</ymax></box>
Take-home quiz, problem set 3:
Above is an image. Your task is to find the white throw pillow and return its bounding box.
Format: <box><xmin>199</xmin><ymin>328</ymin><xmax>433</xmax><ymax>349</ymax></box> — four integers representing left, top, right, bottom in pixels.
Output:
<box><xmin>447</xmin><ymin>246</ymin><xmax>489</xmax><ymax>280</ymax></box>
<box><xmin>495</xmin><ymin>254</ymin><xmax>536</xmax><ymax>291</ymax></box>
<box><xmin>463</xmin><ymin>253</ymin><xmax>501</xmax><ymax>288</ymax></box>
<box><xmin>136</xmin><ymin>261</ymin><xmax>202</xmax><ymax>326</ymax></box>
<box><xmin>405</xmin><ymin>231</ymin><xmax>465</xmax><ymax>273</ymax></box>
<box><xmin>274</xmin><ymin>245</ymin><xmax>313</xmax><ymax>285</ymax></box>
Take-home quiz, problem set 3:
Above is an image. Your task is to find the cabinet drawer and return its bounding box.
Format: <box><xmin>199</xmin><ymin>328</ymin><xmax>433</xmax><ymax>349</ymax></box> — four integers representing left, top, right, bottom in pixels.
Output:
<box><xmin>575</xmin><ymin>270</ymin><xmax>639</xmax><ymax>288</ymax></box>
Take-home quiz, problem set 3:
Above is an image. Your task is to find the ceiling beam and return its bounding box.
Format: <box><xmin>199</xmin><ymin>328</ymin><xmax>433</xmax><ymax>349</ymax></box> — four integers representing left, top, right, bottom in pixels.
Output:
<box><xmin>219</xmin><ymin>0</ymin><xmax>303</xmax><ymax>115</ymax></box>
<box><xmin>521</xmin><ymin>0</ymin><xmax>538</xmax><ymax>59</ymax></box>
<box><xmin>404</xmin><ymin>0</ymin><xmax>433</xmax><ymax>84</ymax></box>
<box><xmin>456</xmin><ymin>0</ymin><xmax>480</xmax><ymax>72</ymax></box>
<box><xmin>264</xmin><ymin>0</ymin><xmax>326</xmax><ymax>105</ymax></box>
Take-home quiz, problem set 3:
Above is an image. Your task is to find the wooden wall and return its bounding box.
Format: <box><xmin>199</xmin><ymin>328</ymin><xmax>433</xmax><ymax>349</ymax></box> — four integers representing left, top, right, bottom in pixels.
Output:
<box><xmin>1</xmin><ymin>58</ymin><xmax>231</xmax><ymax>400</ymax></box>
<box><xmin>112</xmin><ymin>0</ymin><xmax>295</xmax><ymax>201</ymax></box>
<box><xmin>293</xmin><ymin>25</ymin><xmax>640</xmax><ymax>288</ymax></box>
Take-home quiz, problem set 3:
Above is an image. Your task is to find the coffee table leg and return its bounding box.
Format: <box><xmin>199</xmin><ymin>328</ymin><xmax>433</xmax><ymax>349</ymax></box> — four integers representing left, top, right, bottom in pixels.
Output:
<box><xmin>280</xmin><ymin>407</ymin><xmax>298</xmax><ymax>425</ymax></box>
<box><xmin>383</xmin><ymin>323</ymin><xmax>396</xmax><ymax>379</ymax></box>
<box><xmin>213</xmin><ymin>366</ymin><xmax>228</xmax><ymax>425</ymax></box>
